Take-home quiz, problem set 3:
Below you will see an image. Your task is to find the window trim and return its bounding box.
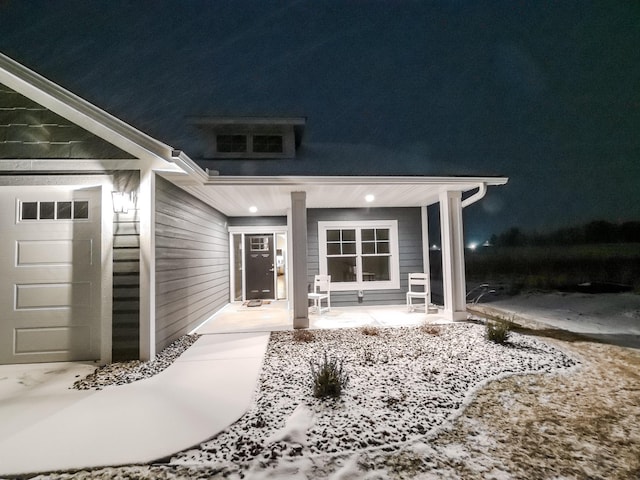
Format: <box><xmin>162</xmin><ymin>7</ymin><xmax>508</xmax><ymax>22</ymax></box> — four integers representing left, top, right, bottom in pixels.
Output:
<box><xmin>318</xmin><ymin>220</ymin><xmax>400</xmax><ymax>291</ymax></box>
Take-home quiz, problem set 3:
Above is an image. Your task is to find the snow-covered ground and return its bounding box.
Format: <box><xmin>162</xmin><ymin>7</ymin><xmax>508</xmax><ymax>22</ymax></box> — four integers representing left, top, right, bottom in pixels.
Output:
<box><xmin>23</xmin><ymin>292</ymin><xmax>640</xmax><ymax>479</ymax></box>
<box><xmin>484</xmin><ymin>291</ymin><xmax>640</xmax><ymax>348</ymax></box>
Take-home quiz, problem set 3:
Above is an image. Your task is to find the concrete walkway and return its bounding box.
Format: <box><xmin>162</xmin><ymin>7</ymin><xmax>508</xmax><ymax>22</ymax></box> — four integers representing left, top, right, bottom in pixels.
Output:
<box><xmin>0</xmin><ymin>332</ymin><xmax>270</xmax><ymax>477</ymax></box>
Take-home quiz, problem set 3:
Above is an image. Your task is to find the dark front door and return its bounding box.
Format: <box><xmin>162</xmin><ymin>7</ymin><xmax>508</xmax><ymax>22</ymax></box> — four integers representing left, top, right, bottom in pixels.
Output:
<box><xmin>245</xmin><ymin>234</ymin><xmax>275</xmax><ymax>300</ymax></box>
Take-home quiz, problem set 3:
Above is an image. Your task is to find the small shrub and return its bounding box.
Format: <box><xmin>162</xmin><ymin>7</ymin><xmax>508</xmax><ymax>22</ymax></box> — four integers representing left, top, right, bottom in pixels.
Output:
<box><xmin>363</xmin><ymin>348</ymin><xmax>375</xmax><ymax>365</ymax></box>
<box><xmin>419</xmin><ymin>323</ymin><xmax>441</xmax><ymax>336</ymax></box>
<box><xmin>360</xmin><ymin>325</ymin><xmax>381</xmax><ymax>336</ymax></box>
<box><xmin>292</xmin><ymin>329</ymin><xmax>315</xmax><ymax>343</ymax></box>
<box><xmin>486</xmin><ymin>320</ymin><xmax>511</xmax><ymax>344</ymax></box>
<box><xmin>310</xmin><ymin>352</ymin><xmax>349</xmax><ymax>398</ymax></box>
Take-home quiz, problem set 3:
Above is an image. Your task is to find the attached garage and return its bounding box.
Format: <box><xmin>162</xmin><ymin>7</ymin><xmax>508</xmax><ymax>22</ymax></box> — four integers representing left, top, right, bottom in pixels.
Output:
<box><xmin>0</xmin><ymin>186</ymin><xmax>102</xmax><ymax>364</ymax></box>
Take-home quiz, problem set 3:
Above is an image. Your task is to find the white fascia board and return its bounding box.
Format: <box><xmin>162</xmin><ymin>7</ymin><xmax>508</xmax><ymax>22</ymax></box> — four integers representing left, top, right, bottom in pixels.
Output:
<box><xmin>203</xmin><ymin>175</ymin><xmax>508</xmax><ymax>188</ymax></box>
<box><xmin>0</xmin><ymin>53</ymin><xmax>184</xmax><ymax>173</ymax></box>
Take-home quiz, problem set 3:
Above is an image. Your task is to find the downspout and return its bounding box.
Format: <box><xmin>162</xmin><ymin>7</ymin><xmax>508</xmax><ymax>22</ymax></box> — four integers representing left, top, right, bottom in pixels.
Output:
<box><xmin>461</xmin><ymin>183</ymin><xmax>487</xmax><ymax>208</ymax></box>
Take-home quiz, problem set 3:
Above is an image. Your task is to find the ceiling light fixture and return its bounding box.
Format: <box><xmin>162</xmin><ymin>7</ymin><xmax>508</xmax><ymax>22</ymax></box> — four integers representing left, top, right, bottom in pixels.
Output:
<box><xmin>365</xmin><ymin>194</ymin><xmax>375</xmax><ymax>203</ymax></box>
<box><xmin>249</xmin><ymin>206</ymin><xmax>258</xmax><ymax>213</ymax></box>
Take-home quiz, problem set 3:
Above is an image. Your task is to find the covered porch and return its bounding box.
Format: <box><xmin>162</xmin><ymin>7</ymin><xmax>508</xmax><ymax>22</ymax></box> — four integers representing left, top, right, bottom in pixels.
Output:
<box><xmin>193</xmin><ymin>301</ymin><xmax>451</xmax><ymax>335</ymax></box>
<box><xmin>166</xmin><ymin>174</ymin><xmax>508</xmax><ymax>331</ymax></box>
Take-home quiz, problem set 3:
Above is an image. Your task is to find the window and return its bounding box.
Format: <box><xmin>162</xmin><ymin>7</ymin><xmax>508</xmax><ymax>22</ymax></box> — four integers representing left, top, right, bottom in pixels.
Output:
<box><xmin>250</xmin><ymin>236</ymin><xmax>270</xmax><ymax>252</ymax></box>
<box><xmin>253</xmin><ymin>135</ymin><xmax>283</xmax><ymax>153</ymax></box>
<box><xmin>20</xmin><ymin>200</ymin><xmax>90</xmax><ymax>221</ymax></box>
<box><xmin>215</xmin><ymin>133</ymin><xmax>286</xmax><ymax>156</ymax></box>
<box><xmin>217</xmin><ymin>134</ymin><xmax>247</xmax><ymax>153</ymax></box>
<box><xmin>318</xmin><ymin>220</ymin><xmax>400</xmax><ymax>291</ymax></box>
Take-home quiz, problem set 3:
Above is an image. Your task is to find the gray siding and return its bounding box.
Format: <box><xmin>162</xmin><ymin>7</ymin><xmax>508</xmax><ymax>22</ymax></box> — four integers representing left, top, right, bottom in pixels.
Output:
<box><xmin>112</xmin><ymin>171</ymin><xmax>141</xmax><ymax>361</ymax></box>
<box><xmin>155</xmin><ymin>176</ymin><xmax>229</xmax><ymax>351</ymax></box>
<box><xmin>307</xmin><ymin>208</ymin><xmax>424</xmax><ymax>307</ymax></box>
<box><xmin>228</xmin><ymin>216</ymin><xmax>287</xmax><ymax>227</ymax></box>
<box><xmin>0</xmin><ymin>83</ymin><xmax>134</xmax><ymax>159</ymax></box>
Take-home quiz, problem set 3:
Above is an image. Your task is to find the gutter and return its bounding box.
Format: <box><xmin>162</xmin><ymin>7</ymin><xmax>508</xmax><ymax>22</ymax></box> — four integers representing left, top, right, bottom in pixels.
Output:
<box><xmin>461</xmin><ymin>183</ymin><xmax>487</xmax><ymax>208</ymax></box>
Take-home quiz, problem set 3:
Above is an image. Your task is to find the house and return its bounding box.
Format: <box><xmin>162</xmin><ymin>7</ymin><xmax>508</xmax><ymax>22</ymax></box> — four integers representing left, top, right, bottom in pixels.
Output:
<box><xmin>0</xmin><ymin>52</ymin><xmax>507</xmax><ymax>366</ymax></box>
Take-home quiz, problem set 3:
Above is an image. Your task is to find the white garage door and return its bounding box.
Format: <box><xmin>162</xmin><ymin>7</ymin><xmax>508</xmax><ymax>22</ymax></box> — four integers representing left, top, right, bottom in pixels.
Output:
<box><xmin>0</xmin><ymin>186</ymin><xmax>102</xmax><ymax>364</ymax></box>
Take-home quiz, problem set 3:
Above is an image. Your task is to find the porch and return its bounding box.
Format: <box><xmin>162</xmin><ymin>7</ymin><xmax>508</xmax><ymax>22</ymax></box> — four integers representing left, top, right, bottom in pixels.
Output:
<box><xmin>193</xmin><ymin>301</ymin><xmax>450</xmax><ymax>335</ymax></box>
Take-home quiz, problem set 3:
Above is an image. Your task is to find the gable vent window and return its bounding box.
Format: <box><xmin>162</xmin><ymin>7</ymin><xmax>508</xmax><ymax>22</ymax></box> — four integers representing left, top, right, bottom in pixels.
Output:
<box><xmin>20</xmin><ymin>200</ymin><xmax>89</xmax><ymax>221</ymax></box>
<box><xmin>217</xmin><ymin>135</ymin><xmax>247</xmax><ymax>153</ymax></box>
<box><xmin>253</xmin><ymin>135</ymin><xmax>283</xmax><ymax>153</ymax></box>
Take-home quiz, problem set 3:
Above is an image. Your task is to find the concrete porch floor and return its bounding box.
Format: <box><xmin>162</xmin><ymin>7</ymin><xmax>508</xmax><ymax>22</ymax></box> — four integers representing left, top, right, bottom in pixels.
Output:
<box><xmin>194</xmin><ymin>301</ymin><xmax>449</xmax><ymax>335</ymax></box>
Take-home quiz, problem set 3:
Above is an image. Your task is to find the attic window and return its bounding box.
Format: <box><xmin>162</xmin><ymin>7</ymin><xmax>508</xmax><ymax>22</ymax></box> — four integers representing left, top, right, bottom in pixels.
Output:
<box><xmin>217</xmin><ymin>135</ymin><xmax>247</xmax><ymax>153</ymax></box>
<box><xmin>253</xmin><ymin>135</ymin><xmax>283</xmax><ymax>153</ymax></box>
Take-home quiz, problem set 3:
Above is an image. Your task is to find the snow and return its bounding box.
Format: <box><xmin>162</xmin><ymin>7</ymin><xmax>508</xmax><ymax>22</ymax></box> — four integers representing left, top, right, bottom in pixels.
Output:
<box><xmin>20</xmin><ymin>292</ymin><xmax>640</xmax><ymax>479</ymax></box>
<box><xmin>166</xmin><ymin>323</ymin><xmax>576</xmax><ymax>478</ymax></box>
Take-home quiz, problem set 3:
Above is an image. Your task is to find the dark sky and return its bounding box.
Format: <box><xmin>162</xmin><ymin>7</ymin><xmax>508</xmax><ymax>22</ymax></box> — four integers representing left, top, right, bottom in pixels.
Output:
<box><xmin>1</xmin><ymin>0</ymin><xmax>639</xmax><ymax>243</ymax></box>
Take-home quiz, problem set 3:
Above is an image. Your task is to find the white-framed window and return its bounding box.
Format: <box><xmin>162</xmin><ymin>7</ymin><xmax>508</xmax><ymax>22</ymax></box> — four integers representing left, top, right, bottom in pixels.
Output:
<box><xmin>318</xmin><ymin>220</ymin><xmax>400</xmax><ymax>291</ymax></box>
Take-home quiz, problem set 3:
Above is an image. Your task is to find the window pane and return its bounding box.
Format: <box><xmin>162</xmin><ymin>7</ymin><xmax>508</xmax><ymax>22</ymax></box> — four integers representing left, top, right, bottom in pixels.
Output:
<box><xmin>362</xmin><ymin>242</ymin><xmax>375</xmax><ymax>254</ymax></box>
<box><xmin>74</xmin><ymin>201</ymin><xmax>89</xmax><ymax>219</ymax></box>
<box><xmin>327</xmin><ymin>243</ymin><xmax>341</xmax><ymax>255</ymax></box>
<box><xmin>328</xmin><ymin>257</ymin><xmax>357</xmax><ymax>282</ymax></box>
<box><xmin>253</xmin><ymin>135</ymin><xmax>283</xmax><ymax>153</ymax></box>
<box><xmin>377</xmin><ymin>241</ymin><xmax>390</xmax><ymax>254</ymax></box>
<box><xmin>376</xmin><ymin>229</ymin><xmax>390</xmax><ymax>241</ymax></box>
<box><xmin>57</xmin><ymin>201</ymin><xmax>72</xmax><ymax>219</ymax></box>
<box><xmin>327</xmin><ymin>230</ymin><xmax>341</xmax><ymax>242</ymax></box>
<box><xmin>40</xmin><ymin>202</ymin><xmax>55</xmax><ymax>219</ymax></box>
<box><xmin>217</xmin><ymin>135</ymin><xmax>247</xmax><ymax>153</ymax></box>
<box><xmin>362</xmin><ymin>256</ymin><xmax>390</xmax><ymax>281</ymax></box>
<box><xmin>21</xmin><ymin>202</ymin><xmax>38</xmax><ymax>220</ymax></box>
<box><xmin>342</xmin><ymin>242</ymin><xmax>356</xmax><ymax>255</ymax></box>
<box><xmin>342</xmin><ymin>229</ymin><xmax>356</xmax><ymax>241</ymax></box>
<box><xmin>361</xmin><ymin>229</ymin><xmax>375</xmax><ymax>241</ymax></box>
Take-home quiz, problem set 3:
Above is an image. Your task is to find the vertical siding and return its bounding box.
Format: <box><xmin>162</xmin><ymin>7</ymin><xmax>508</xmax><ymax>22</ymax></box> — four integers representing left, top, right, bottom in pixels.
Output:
<box><xmin>155</xmin><ymin>176</ymin><xmax>229</xmax><ymax>351</ymax></box>
<box><xmin>112</xmin><ymin>171</ymin><xmax>141</xmax><ymax>361</ymax></box>
<box><xmin>307</xmin><ymin>208</ymin><xmax>423</xmax><ymax>306</ymax></box>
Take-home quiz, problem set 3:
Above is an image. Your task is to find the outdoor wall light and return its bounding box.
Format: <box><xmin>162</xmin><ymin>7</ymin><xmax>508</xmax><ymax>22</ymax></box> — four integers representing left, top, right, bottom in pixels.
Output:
<box><xmin>111</xmin><ymin>191</ymin><xmax>136</xmax><ymax>214</ymax></box>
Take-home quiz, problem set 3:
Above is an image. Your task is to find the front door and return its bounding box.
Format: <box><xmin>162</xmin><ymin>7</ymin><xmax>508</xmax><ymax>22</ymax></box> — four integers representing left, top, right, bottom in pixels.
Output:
<box><xmin>244</xmin><ymin>234</ymin><xmax>275</xmax><ymax>300</ymax></box>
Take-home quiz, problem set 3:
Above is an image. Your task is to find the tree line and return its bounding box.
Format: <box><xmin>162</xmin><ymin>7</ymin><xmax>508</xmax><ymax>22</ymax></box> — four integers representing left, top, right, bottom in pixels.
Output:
<box><xmin>491</xmin><ymin>220</ymin><xmax>640</xmax><ymax>247</ymax></box>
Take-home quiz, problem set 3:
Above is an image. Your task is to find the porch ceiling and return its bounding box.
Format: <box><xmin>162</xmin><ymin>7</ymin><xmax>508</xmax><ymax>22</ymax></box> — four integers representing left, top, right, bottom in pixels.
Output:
<box><xmin>160</xmin><ymin>174</ymin><xmax>508</xmax><ymax>217</ymax></box>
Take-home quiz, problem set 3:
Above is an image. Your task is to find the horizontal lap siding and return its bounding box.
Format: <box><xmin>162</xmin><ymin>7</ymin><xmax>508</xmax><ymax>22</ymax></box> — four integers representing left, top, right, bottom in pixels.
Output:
<box><xmin>112</xmin><ymin>171</ymin><xmax>140</xmax><ymax>361</ymax></box>
<box><xmin>155</xmin><ymin>176</ymin><xmax>229</xmax><ymax>351</ymax></box>
<box><xmin>307</xmin><ymin>208</ymin><xmax>423</xmax><ymax>307</ymax></box>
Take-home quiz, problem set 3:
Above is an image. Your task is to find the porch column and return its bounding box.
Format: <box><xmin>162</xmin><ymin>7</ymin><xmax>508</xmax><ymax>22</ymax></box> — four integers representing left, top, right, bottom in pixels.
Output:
<box><xmin>420</xmin><ymin>206</ymin><xmax>432</xmax><ymax>305</ymax></box>
<box><xmin>139</xmin><ymin>168</ymin><xmax>156</xmax><ymax>360</ymax></box>
<box><xmin>439</xmin><ymin>191</ymin><xmax>467</xmax><ymax>321</ymax></box>
<box><xmin>290</xmin><ymin>191</ymin><xmax>308</xmax><ymax>328</ymax></box>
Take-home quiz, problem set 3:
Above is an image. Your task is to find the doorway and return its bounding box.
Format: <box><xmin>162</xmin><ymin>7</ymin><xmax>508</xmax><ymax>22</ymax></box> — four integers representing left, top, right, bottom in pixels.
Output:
<box><xmin>231</xmin><ymin>229</ymin><xmax>287</xmax><ymax>302</ymax></box>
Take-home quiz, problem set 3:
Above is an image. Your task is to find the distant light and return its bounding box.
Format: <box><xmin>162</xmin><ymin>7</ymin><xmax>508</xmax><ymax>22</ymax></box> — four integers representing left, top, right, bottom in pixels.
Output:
<box><xmin>468</xmin><ymin>242</ymin><xmax>478</xmax><ymax>251</ymax></box>
<box><xmin>365</xmin><ymin>194</ymin><xmax>375</xmax><ymax>203</ymax></box>
<box><xmin>249</xmin><ymin>206</ymin><xmax>258</xmax><ymax>213</ymax></box>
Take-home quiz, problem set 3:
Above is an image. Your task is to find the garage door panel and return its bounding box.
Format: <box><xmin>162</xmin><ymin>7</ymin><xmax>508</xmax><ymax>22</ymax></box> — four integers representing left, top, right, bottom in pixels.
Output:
<box><xmin>0</xmin><ymin>186</ymin><xmax>101</xmax><ymax>364</ymax></box>
<box><xmin>14</xmin><ymin>326</ymin><xmax>91</xmax><ymax>355</ymax></box>
<box><xmin>16</xmin><ymin>239</ymin><xmax>94</xmax><ymax>266</ymax></box>
<box><xmin>15</xmin><ymin>282</ymin><xmax>92</xmax><ymax>310</ymax></box>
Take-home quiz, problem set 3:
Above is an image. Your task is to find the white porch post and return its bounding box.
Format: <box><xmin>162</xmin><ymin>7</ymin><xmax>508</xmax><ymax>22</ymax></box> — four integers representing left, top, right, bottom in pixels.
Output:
<box><xmin>439</xmin><ymin>191</ymin><xmax>467</xmax><ymax>321</ymax></box>
<box><xmin>420</xmin><ymin>206</ymin><xmax>432</xmax><ymax>305</ymax></box>
<box><xmin>139</xmin><ymin>168</ymin><xmax>156</xmax><ymax>360</ymax></box>
<box><xmin>291</xmin><ymin>191</ymin><xmax>309</xmax><ymax>328</ymax></box>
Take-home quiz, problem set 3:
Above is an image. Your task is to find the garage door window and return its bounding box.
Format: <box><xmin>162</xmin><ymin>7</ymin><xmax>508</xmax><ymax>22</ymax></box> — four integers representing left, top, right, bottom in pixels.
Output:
<box><xmin>21</xmin><ymin>201</ymin><xmax>89</xmax><ymax>221</ymax></box>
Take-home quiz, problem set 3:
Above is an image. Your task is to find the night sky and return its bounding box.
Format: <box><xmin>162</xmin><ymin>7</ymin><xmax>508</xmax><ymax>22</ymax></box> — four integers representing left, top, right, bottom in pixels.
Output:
<box><xmin>1</xmin><ymin>1</ymin><xmax>639</xmax><ymax>243</ymax></box>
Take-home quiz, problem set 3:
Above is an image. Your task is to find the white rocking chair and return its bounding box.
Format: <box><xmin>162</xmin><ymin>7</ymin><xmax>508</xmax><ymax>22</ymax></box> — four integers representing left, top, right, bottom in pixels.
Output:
<box><xmin>406</xmin><ymin>272</ymin><xmax>430</xmax><ymax>312</ymax></box>
<box><xmin>308</xmin><ymin>274</ymin><xmax>331</xmax><ymax>314</ymax></box>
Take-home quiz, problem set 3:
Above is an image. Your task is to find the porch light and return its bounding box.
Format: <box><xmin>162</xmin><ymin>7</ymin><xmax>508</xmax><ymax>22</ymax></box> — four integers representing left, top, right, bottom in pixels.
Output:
<box><xmin>365</xmin><ymin>194</ymin><xmax>375</xmax><ymax>203</ymax></box>
<box><xmin>111</xmin><ymin>191</ymin><xmax>136</xmax><ymax>214</ymax></box>
<box><xmin>249</xmin><ymin>205</ymin><xmax>258</xmax><ymax>213</ymax></box>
